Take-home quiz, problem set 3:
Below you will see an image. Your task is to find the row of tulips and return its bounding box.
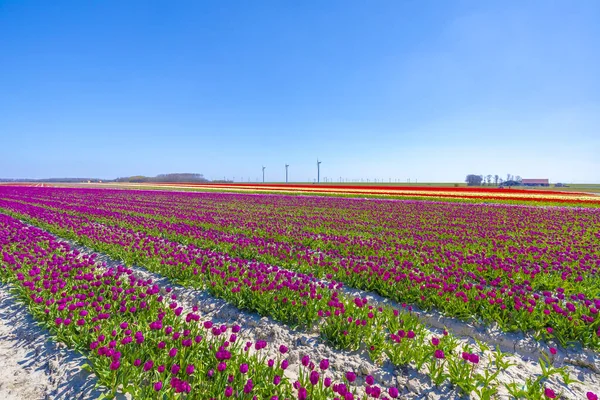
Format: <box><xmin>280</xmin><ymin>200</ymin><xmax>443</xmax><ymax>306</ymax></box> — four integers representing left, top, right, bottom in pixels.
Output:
<box><xmin>0</xmin><ymin>213</ymin><xmax>295</xmax><ymax>398</ymax></box>
<box><xmin>0</xmin><ymin>199</ymin><xmax>466</xmax><ymax>362</ymax></box>
<box><xmin>6</xmin><ymin>188</ymin><xmax>598</xmax><ymax>296</ymax></box>
<box><xmin>16</xmin><ymin>190</ymin><xmax>599</xmax><ymax>300</ymax></box>
<box><xmin>141</xmin><ymin>183</ymin><xmax>600</xmax><ymax>207</ymax></box>
<box><xmin>160</xmin><ymin>183</ymin><xmax>584</xmax><ymax>195</ymax></box>
<box><xmin>2</xmin><ymin>187</ymin><xmax>599</xmax><ymax>349</ymax></box>
<box><xmin>0</xmin><ymin>212</ymin><xmax>420</xmax><ymax>399</ymax></box>
<box><xmin>0</xmin><ymin>201</ymin><xmax>570</xmax><ymax>397</ymax></box>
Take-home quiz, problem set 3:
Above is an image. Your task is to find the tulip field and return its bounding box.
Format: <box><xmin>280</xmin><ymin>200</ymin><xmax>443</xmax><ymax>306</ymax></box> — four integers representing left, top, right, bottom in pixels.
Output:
<box><xmin>1</xmin><ymin>185</ymin><xmax>599</xmax><ymax>399</ymax></box>
<box><xmin>82</xmin><ymin>182</ymin><xmax>600</xmax><ymax>208</ymax></box>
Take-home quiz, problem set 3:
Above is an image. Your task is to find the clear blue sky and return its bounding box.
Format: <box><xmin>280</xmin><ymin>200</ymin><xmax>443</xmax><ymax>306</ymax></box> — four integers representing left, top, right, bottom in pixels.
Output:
<box><xmin>1</xmin><ymin>0</ymin><xmax>598</xmax><ymax>183</ymax></box>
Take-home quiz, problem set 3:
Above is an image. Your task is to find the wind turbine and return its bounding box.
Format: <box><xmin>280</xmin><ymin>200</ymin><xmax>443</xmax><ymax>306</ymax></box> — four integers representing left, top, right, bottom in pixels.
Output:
<box><xmin>285</xmin><ymin>164</ymin><xmax>289</xmax><ymax>183</ymax></box>
<box><xmin>262</xmin><ymin>166</ymin><xmax>266</xmax><ymax>183</ymax></box>
<box><xmin>317</xmin><ymin>158</ymin><xmax>322</xmax><ymax>184</ymax></box>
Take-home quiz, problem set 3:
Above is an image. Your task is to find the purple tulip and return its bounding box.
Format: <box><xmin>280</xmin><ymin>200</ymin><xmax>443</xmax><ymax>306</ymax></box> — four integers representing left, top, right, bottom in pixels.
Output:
<box><xmin>319</xmin><ymin>359</ymin><xmax>329</xmax><ymax>370</ymax></box>
<box><xmin>298</xmin><ymin>387</ymin><xmax>308</xmax><ymax>400</ymax></box>
<box><xmin>345</xmin><ymin>371</ymin><xmax>356</xmax><ymax>383</ymax></box>
<box><xmin>301</xmin><ymin>355</ymin><xmax>310</xmax><ymax>367</ymax></box>
<box><xmin>309</xmin><ymin>370</ymin><xmax>319</xmax><ymax>385</ymax></box>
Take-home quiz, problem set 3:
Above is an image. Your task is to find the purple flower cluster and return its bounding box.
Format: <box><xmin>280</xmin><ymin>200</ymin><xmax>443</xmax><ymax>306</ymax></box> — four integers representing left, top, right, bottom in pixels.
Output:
<box><xmin>0</xmin><ymin>186</ymin><xmax>593</xmax><ymax>398</ymax></box>
<box><xmin>2</xmin><ymin>186</ymin><xmax>598</xmax><ymax>348</ymax></box>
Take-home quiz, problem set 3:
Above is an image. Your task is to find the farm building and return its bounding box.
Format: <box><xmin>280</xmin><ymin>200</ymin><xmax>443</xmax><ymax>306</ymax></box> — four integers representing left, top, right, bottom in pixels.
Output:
<box><xmin>522</xmin><ymin>178</ymin><xmax>549</xmax><ymax>187</ymax></box>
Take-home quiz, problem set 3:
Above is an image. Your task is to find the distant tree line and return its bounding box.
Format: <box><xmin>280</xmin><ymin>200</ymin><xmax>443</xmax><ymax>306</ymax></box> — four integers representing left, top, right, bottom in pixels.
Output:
<box><xmin>114</xmin><ymin>173</ymin><xmax>209</xmax><ymax>183</ymax></box>
<box><xmin>465</xmin><ymin>174</ymin><xmax>522</xmax><ymax>186</ymax></box>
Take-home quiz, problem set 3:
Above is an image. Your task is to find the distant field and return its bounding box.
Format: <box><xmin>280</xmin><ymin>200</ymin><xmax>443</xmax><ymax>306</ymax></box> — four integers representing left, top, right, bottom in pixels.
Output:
<box><xmin>526</xmin><ymin>184</ymin><xmax>600</xmax><ymax>194</ymax></box>
<box><xmin>3</xmin><ymin>181</ymin><xmax>598</xmax><ymax>198</ymax></box>
<box><xmin>260</xmin><ymin>182</ymin><xmax>470</xmax><ymax>187</ymax></box>
<box><xmin>262</xmin><ymin>182</ymin><xmax>600</xmax><ymax>193</ymax></box>
<box><xmin>3</xmin><ymin>181</ymin><xmax>598</xmax><ymax>191</ymax></box>
<box><xmin>5</xmin><ymin>181</ymin><xmax>598</xmax><ymax>207</ymax></box>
